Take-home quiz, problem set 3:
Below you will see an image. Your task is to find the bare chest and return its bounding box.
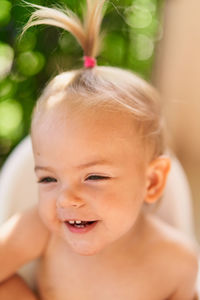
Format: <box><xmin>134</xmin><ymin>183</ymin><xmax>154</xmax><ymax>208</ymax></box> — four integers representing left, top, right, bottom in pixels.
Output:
<box><xmin>36</xmin><ymin>242</ymin><xmax>174</xmax><ymax>300</ymax></box>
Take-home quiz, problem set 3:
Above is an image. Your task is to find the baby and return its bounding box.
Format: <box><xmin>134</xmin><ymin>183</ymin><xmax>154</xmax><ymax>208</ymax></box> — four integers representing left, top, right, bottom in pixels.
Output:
<box><xmin>0</xmin><ymin>1</ymin><xmax>199</xmax><ymax>299</ymax></box>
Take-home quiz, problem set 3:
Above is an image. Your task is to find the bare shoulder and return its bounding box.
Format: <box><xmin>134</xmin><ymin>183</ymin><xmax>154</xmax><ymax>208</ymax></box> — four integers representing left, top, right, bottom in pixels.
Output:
<box><xmin>143</xmin><ymin>213</ymin><xmax>199</xmax><ymax>299</ymax></box>
<box><xmin>0</xmin><ymin>206</ymin><xmax>50</xmax><ymax>259</ymax></box>
<box><xmin>144</xmin><ymin>213</ymin><xmax>199</xmax><ymax>263</ymax></box>
<box><xmin>0</xmin><ymin>206</ymin><xmax>50</xmax><ymax>281</ymax></box>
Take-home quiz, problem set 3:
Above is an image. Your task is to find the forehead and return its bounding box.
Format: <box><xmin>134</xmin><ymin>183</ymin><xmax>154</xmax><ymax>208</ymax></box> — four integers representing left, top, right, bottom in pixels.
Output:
<box><xmin>32</xmin><ymin>104</ymin><xmax>145</xmax><ymax>166</ymax></box>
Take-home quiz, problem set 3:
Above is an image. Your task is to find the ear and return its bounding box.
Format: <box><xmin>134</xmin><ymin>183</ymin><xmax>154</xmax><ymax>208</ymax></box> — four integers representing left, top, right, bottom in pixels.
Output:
<box><xmin>145</xmin><ymin>156</ymin><xmax>171</xmax><ymax>204</ymax></box>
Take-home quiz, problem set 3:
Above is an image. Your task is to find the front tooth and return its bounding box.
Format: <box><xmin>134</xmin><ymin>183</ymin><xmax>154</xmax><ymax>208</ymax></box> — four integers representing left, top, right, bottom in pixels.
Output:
<box><xmin>69</xmin><ymin>220</ymin><xmax>75</xmax><ymax>224</ymax></box>
<box><xmin>75</xmin><ymin>220</ymin><xmax>82</xmax><ymax>224</ymax></box>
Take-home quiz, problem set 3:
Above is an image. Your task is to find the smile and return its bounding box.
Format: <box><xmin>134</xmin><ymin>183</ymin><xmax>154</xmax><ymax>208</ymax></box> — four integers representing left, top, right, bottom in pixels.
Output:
<box><xmin>65</xmin><ymin>220</ymin><xmax>99</xmax><ymax>233</ymax></box>
<box><xmin>67</xmin><ymin>220</ymin><xmax>96</xmax><ymax>227</ymax></box>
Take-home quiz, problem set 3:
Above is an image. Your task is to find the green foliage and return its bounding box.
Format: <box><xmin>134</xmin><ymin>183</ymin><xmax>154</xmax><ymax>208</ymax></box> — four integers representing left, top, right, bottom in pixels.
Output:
<box><xmin>0</xmin><ymin>0</ymin><xmax>163</xmax><ymax>167</ymax></box>
<box><xmin>0</xmin><ymin>0</ymin><xmax>12</xmax><ymax>26</ymax></box>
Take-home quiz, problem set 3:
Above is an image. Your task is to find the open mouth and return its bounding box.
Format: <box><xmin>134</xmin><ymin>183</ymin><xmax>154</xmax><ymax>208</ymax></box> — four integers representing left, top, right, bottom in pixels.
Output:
<box><xmin>64</xmin><ymin>220</ymin><xmax>98</xmax><ymax>233</ymax></box>
<box><xmin>66</xmin><ymin>220</ymin><xmax>97</xmax><ymax>228</ymax></box>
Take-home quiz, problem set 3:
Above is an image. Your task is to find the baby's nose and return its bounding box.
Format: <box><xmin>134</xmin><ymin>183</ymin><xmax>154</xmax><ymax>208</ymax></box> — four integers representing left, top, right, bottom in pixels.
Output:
<box><xmin>57</xmin><ymin>187</ymin><xmax>85</xmax><ymax>209</ymax></box>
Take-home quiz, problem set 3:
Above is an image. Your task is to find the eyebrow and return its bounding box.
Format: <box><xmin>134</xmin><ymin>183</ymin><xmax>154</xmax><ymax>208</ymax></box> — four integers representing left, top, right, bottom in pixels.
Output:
<box><xmin>76</xmin><ymin>159</ymin><xmax>113</xmax><ymax>169</ymax></box>
<box><xmin>34</xmin><ymin>166</ymin><xmax>53</xmax><ymax>172</ymax></box>
<box><xmin>34</xmin><ymin>159</ymin><xmax>113</xmax><ymax>172</ymax></box>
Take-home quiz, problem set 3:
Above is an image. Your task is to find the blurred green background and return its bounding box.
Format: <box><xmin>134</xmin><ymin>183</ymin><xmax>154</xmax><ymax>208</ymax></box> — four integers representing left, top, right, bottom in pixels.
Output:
<box><xmin>0</xmin><ymin>0</ymin><xmax>163</xmax><ymax>168</ymax></box>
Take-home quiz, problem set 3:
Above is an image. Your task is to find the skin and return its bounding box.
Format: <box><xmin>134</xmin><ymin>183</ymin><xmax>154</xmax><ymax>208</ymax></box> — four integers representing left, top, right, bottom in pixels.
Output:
<box><xmin>33</xmin><ymin>106</ymin><xmax>152</xmax><ymax>256</ymax></box>
<box><xmin>0</xmin><ymin>103</ymin><xmax>198</xmax><ymax>299</ymax></box>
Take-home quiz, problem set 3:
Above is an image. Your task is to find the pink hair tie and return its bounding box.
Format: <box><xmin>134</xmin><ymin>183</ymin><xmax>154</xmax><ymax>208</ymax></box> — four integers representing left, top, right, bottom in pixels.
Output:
<box><xmin>84</xmin><ymin>56</ymin><xmax>96</xmax><ymax>68</ymax></box>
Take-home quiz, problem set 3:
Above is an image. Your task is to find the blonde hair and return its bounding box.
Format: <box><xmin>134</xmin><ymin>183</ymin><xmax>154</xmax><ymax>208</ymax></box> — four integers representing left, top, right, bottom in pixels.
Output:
<box><xmin>23</xmin><ymin>0</ymin><xmax>165</xmax><ymax>159</ymax></box>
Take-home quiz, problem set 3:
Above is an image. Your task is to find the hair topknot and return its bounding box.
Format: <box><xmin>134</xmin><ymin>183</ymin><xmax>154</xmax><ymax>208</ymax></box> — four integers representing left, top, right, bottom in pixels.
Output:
<box><xmin>23</xmin><ymin>0</ymin><xmax>166</xmax><ymax>159</ymax></box>
<box><xmin>21</xmin><ymin>0</ymin><xmax>106</xmax><ymax>58</ymax></box>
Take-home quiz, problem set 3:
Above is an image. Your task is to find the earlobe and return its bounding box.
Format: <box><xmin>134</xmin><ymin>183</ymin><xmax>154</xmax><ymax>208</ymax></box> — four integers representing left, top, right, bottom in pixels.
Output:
<box><xmin>145</xmin><ymin>156</ymin><xmax>171</xmax><ymax>204</ymax></box>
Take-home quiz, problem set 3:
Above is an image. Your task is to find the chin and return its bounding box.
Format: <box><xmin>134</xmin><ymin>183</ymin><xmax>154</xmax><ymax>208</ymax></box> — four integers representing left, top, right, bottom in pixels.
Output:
<box><xmin>70</xmin><ymin>241</ymin><xmax>106</xmax><ymax>256</ymax></box>
<box><xmin>75</xmin><ymin>249</ymin><xmax>99</xmax><ymax>256</ymax></box>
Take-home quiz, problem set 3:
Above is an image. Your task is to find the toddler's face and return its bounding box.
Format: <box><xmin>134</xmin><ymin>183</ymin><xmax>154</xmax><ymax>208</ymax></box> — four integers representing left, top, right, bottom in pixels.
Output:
<box><xmin>32</xmin><ymin>105</ymin><xmax>150</xmax><ymax>256</ymax></box>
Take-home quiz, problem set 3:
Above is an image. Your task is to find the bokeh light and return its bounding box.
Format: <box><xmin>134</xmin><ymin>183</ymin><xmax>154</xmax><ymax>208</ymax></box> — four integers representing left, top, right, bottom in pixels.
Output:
<box><xmin>0</xmin><ymin>99</ymin><xmax>23</xmax><ymax>139</ymax></box>
<box><xmin>16</xmin><ymin>51</ymin><xmax>45</xmax><ymax>76</ymax></box>
<box><xmin>126</xmin><ymin>5</ymin><xmax>153</xmax><ymax>29</ymax></box>
<box><xmin>0</xmin><ymin>78</ymin><xmax>16</xmax><ymax>100</ymax></box>
<box><xmin>0</xmin><ymin>43</ymin><xmax>14</xmax><ymax>79</ymax></box>
<box><xmin>0</xmin><ymin>0</ymin><xmax>11</xmax><ymax>26</ymax></box>
<box><xmin>134</xmin><ymin>34</ymin><xmax>154</xmax><ymax>60</ymax></box>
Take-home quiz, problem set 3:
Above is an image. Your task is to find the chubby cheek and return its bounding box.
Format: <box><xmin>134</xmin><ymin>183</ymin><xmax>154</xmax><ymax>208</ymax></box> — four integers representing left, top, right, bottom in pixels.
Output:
<box><xmin>96</xmin><ymin>182</ymin><xmax>145</xmax><ymax>229</ymax></box>
<box><xmin>38</xmin><ymin>193</ymin><xmax>60</xmax><ymax>232</ymax></box>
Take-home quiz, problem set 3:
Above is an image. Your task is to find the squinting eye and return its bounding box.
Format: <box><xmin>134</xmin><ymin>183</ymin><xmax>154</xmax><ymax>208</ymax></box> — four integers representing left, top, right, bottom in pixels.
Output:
<box><xmin>38</xmin><ymin>177</ymin><xmax>57</xmax><ymax>184</ymax></box>
<box><xmin>86</xmin><ymin>175</ymin><xmax>110</xmax><ymax>181</ymax></box>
